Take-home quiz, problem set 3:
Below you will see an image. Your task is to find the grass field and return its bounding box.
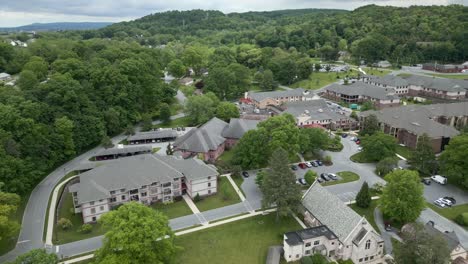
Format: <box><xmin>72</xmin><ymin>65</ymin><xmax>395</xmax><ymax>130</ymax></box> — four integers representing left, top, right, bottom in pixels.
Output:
<box><xmin>322</xmin><ymin>171</ymin><xmax>360</xmax><ymax>186</ymax></box>
<box><xmin>290</xmin><ymin>72</ymin><xmax>340</xmax><ymax>90</ymax></box>
<box><xmin>429</xmin><ymin>73</ymin><xmax>468</xmax><ymax>80</ymax></box>
<box><xmin>350</xmin><ymin>152</ymin><xmax>374</xmax><ymax>163</ymax></box>
<box><xmin>154</xmin><ymin>116</ymin><xmax>193</xmax><ymax>128</ymax></box>
<box><xmin>359</xmin><ymin>67</ymin><xmax>392</xmax><ymax>77</ymax></box>
<box><xmin>218</xmin><ymin>149</ymin><xmax>235</xmax><ymax>163</ymax></box>
<box><xmin>349</xmin><ymin>200</ymin><xmax>379</xmax><ymax>233</ymax></box>
<box><xmin>195</xmin><ymin>177</ymin><xmax>241</xmax><ymax>212</ymax></box>
<box><xmin>174</xmin><ymin>214</ymin><xmax>301</xmax><ymax>264</ymax></box>
<box><xmin>151</xmin><ymin>147</ymin><xmax>161</xmax><ymax>153</ymax></box>
<box><xmin>151</xmin><ymin>200</ymin><xmax>193</xmax><ymax>219</ymax></box>
<box><xmin>426</xmin><ymin>203</ymin><xmax>468</xmax><ymax>230</ymax></box>
<box><xmin>395</xmin><ymin>145</ymin><xmax>412</xmax><ymax>159</ymax></box>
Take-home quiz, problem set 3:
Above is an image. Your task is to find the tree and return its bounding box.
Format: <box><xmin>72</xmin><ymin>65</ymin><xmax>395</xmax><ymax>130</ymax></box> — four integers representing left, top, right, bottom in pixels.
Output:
<box><xmin>261</xmin><ymin>148</ymin><xmax>302</xmax><ymax>220</ymax></box>
<box><xmin>8</xmin><ymin>249</ymin><xmax>58</xmax><ymax>264</ymax></box>
<box><xmin>54</xmin><ymin>116</ymin><xmax>75</xmax><ymax>159</ymax></box>
<box><xmin>234</xmin><ymin>130</ymin><xmax>270</xmax><ymax>169</ymax></box>
<box><xmin>141</xmin><ymin>114</ymin><xmax>153</xmax><ymax>132</ymax></box>
<box><xmin>314</xmin><ymin>63</ymin><xmax>321</xmax><ymax>72</ymax></box>
<box><xmin>259</xmin><ymin>69</ymin><xmax>277</xmax><ymax>91</ymax></box>
<box><xmin>439</xmin><ymin>133</ymin><xmax>468</xmax><ymax>189</ymax></box>
<box><xmin>376</xmin><ymin>157</ymin><xmax>398</xmax><ymax>176</ymax></box>
<box><xmin>255</xmin><ymin>170</ymin><xmax>266</xmax><ymax>187</ymax></box>
<box><xmin>394</xmin><ymin>223</ymin><xmax>451</xmax><ymax>264</ymax></box>
<box><xmin>22</xmin><ymin>56</ymin><xmax>48</xmax><ymax>81</ymax></box>
<box><xmin>361</xmin><ymin>132</ymin><xmax>397</xmax><ymax>162</ymax></box>
<box><xmin>159</xmin><ymin>103</ymin><xmax>171</xmax><ymax>124</ymax></box>
<box><xmin>215</xmin><ymin>102</ymin><xmax>239</xmax><ymax>122</ymax></box>
<box><xmin>408</xmin><ymin>133</ymin><xmax>437</xmax><ymax>175</ymax></box>
<box><xmin>57</xmin><ymin>218</ymin><xmax>73</xmax><ymax>230</ymax></box>
<box><xmin>350</xmin><ymin>111</ymin><xmax>358</xmax><ymax>120</ymax></box>
<box><xmin>167</xmin><ymin>59</ymin><xmax>186</xmax><ymax>78</ymax></box>
<box><xmin>299</xmin><ymin>128</ymin><xmax>329</xmax><ymax>154</ymax></box>
<box><xmin>304</xmin><ymin>170</ymin><xmax>317</xmax><ymax>185</ymax></box>
<box><xmin>166</xmin><ymin>143</ymin><xmax>174</xmax><ymax>155</ymax></box>
<box><xmin>360</xmin><ymin>114</ymin><xmax>380</xmax><ymax>136</ymax></box>
<box><xmin>101</xmin><ymin>135</ymin><xmax>114</xmax><ymax>149</ymax></box>
<box><xmin>0</xmin><ymin>191</ymin><xmax>20</xmax><ymax>243</ymax></box>
<box><xmin>94</xmin><ymin>202</ymin><xmax>178</xmax><ymax>264</ymax></box>
<box><xmin>184</xmin><ymin>94</ymin><xmax>217</xmax><ymax>125</ymax></box>
<box><xmin>355</xmin><ymin>182</ymin><xmax>371</xmax><ymax>208</ymax></box>
<box><xmin>17</xmin><ymin>70</ymin><xmax>38</xmax><ymax>91</ymax></box>
<box><xmin>380</xmin><ymin>170</ymin><xmax>425</xmax><ymax>223</ymax></box>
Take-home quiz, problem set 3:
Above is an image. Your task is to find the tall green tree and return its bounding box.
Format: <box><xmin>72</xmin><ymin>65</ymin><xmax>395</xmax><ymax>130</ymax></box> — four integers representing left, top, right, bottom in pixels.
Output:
<box><xmin>17</xmin><ymin>70</ymin><xmax>38</xmax><ymax>91</ymax></box>
<box><xmin>259</xmin><ymin>69</ymin><xmax>277</xmax><ymax>91</ymax></box>
<box><xmin>361</xmin><ymin>132</ymin><xmax>397</xmax><ymax>162</ymax></box>
<box><xmin>54</xmin><ymin>116</ymin><xmax>75</xmax><ymax>159</ymax></box>
<box><xmin>159</xmin><ymin>103</ymin><xmax>171</xmax><ymax>124</ymax></box>
<box><xmin>94</xmin><ymin>202</ymin><xmax>179</xmax><ymax>264</ymax></box>
<box><xmin>408</xmin><ymin>133</ymin><xmax>437</xmax><ymax>175</ymax></box>
<box><xmin>167</xmin><ymin>59</ymin><xmax>186</xmax><ymax>78</ymax></box>
<box><xmin>299</xmin><ymin>128</ymin><xmax>329</xmax><ymax>154</ymax></box>
<box><xmin>376</xmin><ymin>157</ymin><xmax>399</xmax><ymax>177</ymax></box>
<box><xmin>394</xmin><ymin>223</ymin><xmax>451</xmax><ymax>264</ymax></box>
<box><xmin>380</xmin><ymin>170</ymin><xmax>425</xmax><ymax>223</ymax></box>
<box><xmin>360</xmin><ymin>114</ymin><xmax>380</xmax><ymax>136</ymax></box>
<box><xmin>8</xmin><ymin>249</ymin><xmax>58</xmax><ymax>264</ymax></box>
<box><xmin>184</xmin><ymin>94</ymin><xmax>217</xmax><ymax>125</ymax></box>
<box><xmin>261</xmin><ymin>148</ymin><xmax>302</xmax><ymax>220</ymax></box>
<box><xmin>439</xmin><ymin>133</ymin><xmax>468</xmax><ymax>189</ymax></box>
<box><xmin>0</xmin><ymin>190</ymin><xmax>20</xmax><ymax>244</ymax></box>
<box><xmin>215</xmin><ymin>102</ymin><xmax>239</xmax><ymax>122</ymax></box>
<box><xmin>355</xmin><ymin>181</ymin><xmax>371</xmax><ymax>208</ymax></box>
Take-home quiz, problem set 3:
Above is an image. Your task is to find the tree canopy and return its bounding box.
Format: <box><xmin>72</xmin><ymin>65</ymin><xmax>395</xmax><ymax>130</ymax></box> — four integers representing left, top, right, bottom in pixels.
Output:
<box><xmin>361</xmin><ymin>132</ymin><xmax>397</xmax><ymax>162</ymax></box>
<box><xmin>439</xmin><ymin>133</ymin><xmax>468</xmax><ymax>189</ymax></box>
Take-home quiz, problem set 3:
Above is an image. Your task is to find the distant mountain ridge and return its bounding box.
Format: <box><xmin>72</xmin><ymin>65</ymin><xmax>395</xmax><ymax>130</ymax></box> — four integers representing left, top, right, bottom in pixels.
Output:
<box><xmin>0</xmin><ymin>22</ymin><xmax>113</xmax><ymax>32</ymax></box>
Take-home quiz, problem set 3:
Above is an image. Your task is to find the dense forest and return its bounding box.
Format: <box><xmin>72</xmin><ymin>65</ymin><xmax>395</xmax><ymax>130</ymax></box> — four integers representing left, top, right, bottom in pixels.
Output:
<box><xmin>0</xmin><ymin>4</ymin><xmax>467</xmax><ymax>196</ymax></box>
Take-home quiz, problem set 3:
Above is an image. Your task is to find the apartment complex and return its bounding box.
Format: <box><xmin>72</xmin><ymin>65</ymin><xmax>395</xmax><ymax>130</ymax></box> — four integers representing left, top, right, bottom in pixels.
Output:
<box><xmin>284</xmin><ymin>183</ymin><xmax>384</xmax><ymax>263</ymax></box>
<box><xmin>246</xmin><ymin>88</ymin><xmax>312</xmax><ymax>109</ymax></box>
<box><xmin>403</xmin><ymin>75</ymin><xmax>467</xmax><ymax>100</ymax></box>
<box><xmin>69</xmin><ymin>154</ymin><xmax>218</xmax><ymax>223</ymax></box>
<box><xmin>360</xmin><ymin>102</ymin><xmax>468</xmax><ymax>153</ymax></box>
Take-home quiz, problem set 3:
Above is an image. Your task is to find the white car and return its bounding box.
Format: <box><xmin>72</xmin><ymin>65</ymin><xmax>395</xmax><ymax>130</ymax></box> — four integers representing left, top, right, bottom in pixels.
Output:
<box><xmin>431</xmin><ymin>175</ymin><xmax>447</xmax><ymax>185</ymax></box>
<box><xmin>304</xmin><ymin>162</ymin><xmax>313</xmax><ymax>168</ymax></box>
<box><xmin>434</xmin><ymin>198</ymin><xmax>448</xmax><ymax>208</ymax></box>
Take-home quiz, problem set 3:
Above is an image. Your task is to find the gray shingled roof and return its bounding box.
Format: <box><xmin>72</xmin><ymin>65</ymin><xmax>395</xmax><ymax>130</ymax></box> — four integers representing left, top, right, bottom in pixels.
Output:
<box><xmin>360</xmin><ymin>103</ymin><xmax>464</xmax><ymax>138</ymax></box>
<box><xmin>302</xmin><ymin>182</ymin><xmax>363</xmax><ymax>241</ymax></box>
<box><xmin>403</xmin><ymin>75</ymin><xmax>467</xmax><ymax>92</ymax></box>
<box><xmin>249</xmin><ymin>88</ymin><xmax>307</xmax><ymax>102</ymax></box>
<box><xmin>222</xmin><ymin>118</ymin><xmax>260</xmax><ymax>139</ymax></box>
<box><xmin>70</xmin><ymin>154</ymin><xmax>217</xmax><ymax>204</ymax></box>
<box><xmin>285</xmin><ymin>226</ymin><xmax>337</xmax><ymax>246</ymax></box>
<box><xmin>96</xmin><ymin>145</ymin><xmax>151</xmax><ymax>156</ymax></box>
<box><xmin>367</xmin><ymin>75</ymin><xmax>409</xmax><ymax>87</ymax></box>
<box><xmin>282</xmin><ymin>99</ymin><xmax>352</xmax><ymax>123</ymax></box>
<box><xmin>174</xmin><ymin>117</ymin><xmax>228</xmax><ymax>153</ymax></box>
<box><xmin>326</xmin><ymin>82</ymin><xmax>399</xmax><ymax>100</ymax></box>
<box><xmin>127</xmin><ymin>130</ymin><xmax>178</xmax><ymax>142</ymax></box>
<box><xmin>424</xmin><ymin>222</ymin><xmax>461</xmax><ymax>252</ymax></box>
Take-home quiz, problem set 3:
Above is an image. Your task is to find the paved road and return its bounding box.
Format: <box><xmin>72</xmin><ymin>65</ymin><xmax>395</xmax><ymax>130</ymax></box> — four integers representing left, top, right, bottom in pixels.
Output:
<box><xmin>419</xmin><ymin>208</ymin><xmax>468</xmax><ymax>249</ymax></box>
<box><xmin>0</xmin><ymin>114</ymin><xmax>185</xmax><ymax>263</ymax></box>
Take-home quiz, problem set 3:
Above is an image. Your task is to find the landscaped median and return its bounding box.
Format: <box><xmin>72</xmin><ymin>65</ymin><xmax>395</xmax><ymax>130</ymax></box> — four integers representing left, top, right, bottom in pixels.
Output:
<box><xmin>321</xmin><ymin>171</ymin><xmax>360</xmax><ymax>186</ymax></box>
<box><xmin>194</xmin><ymin>177</ymin><xmax>241</xmax><ymax>212</ymax></box>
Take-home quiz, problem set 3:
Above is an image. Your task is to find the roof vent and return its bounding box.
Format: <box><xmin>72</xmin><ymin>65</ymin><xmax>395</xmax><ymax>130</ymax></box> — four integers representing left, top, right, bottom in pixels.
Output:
<box><xmin>318</xmin><ymin>109</ymin><xmax>323</xmax><ymax>113</ymax></box>
<box><xmin>411</xmin><ymin>122</ymin><xmax>420</xmax><ymax>126</ymax></box>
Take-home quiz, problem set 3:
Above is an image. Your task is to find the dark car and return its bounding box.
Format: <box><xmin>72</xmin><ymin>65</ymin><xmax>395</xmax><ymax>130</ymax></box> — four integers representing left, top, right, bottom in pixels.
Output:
<box><xmin>316</xmin><ymin>178</ymin><xmax>324</xmax><ymax>183</ymax></box>
<box><xmin>291</xmin><ymin>165</ymin><xmax>298</xmax><ymax>171</ymax></box>
<box><xmin>327</xmin><ymin>173</ymin><xmax>338</xmax><ymax>180</ymax></box>
<box><xmin>298</xmin><ymin>163</ymin><xmax>307</xmax><ymax>169</ymax></box>
<box><xmin>310</xmin><ymin>161</ymin><xmax>318</xmax><ymax>167</ymax></box>
<box><xmin>355</xmin><ymin>140</ymin><xmax>361</xmax><ymax>145</ymax></box>
<box><xmin>421</xmin><ymin>178</ymin><xmax>431</xmax><ymax>185</ymax></box>
<box><xmin>320</xmin><ymin>173</ymin><xmax>330</xmax><ymax>181</ymax></box>
<box><xmin>444</xmin><ymin>197</ymin><xmax>456</xmax><ymax>205</ymax></box>
<box><xmin>242</xmin><ymin>171</ymin><xmax>249</xmax><ymax>178</ymax></box>
<box><xmin>341</xmin><ymin>133</ymin><xmax>348</xmax><ymax>138</ymax></box>
<box><xmin>315</xmin><ymin>160</ymin><xmax>323</xmax><ymax>166</ymax></box>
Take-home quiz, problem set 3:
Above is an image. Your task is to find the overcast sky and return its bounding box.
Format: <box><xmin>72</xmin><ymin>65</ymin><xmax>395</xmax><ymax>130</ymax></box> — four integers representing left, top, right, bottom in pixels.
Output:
<box><xmin>0</xmin><ymin>0</ymin><xmax>464</xmax><ymax>27</ymax></box>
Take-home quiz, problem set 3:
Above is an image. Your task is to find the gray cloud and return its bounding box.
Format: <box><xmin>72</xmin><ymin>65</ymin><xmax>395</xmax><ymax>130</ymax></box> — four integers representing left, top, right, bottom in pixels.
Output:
<box><xmin>0</xmin><ymin>0</ymin><xmax>456</xmax><ymax>27</ymax></box>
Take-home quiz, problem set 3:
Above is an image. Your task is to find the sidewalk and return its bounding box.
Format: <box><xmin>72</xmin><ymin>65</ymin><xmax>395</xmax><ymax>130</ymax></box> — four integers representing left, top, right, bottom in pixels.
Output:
<box><xmin>182</xmin><ymin>194</ymin><xmax>208</xmax><ymax>226</ymax></box>
<box><xmin>374</xmin><ymin>207</ymin><xmax>402</xmax><ymax>255</ymax></box>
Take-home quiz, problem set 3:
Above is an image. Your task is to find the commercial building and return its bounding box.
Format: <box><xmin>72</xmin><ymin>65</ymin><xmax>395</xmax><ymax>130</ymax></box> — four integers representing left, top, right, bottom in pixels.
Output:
<box><xmin>69</xmin><ymin>154</ymin><xmax>218</xmax><ymax>223</ymax></box>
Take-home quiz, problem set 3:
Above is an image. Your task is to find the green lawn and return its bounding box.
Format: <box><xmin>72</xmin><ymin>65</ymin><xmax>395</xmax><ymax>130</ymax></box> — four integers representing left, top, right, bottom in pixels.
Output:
<box><xmin>359</xmin><ymin>67</ymin><xmax>392</xmax><ymax>77</ymax></box>
<box><xmin>151</xmin><ymin>199</ymin><xmax>193</xmax><ymax>219</ymax></box>
<box><xmin>195</xmin><ymin>177</ymin><xmax>241</xmax><ymax>212</ymax></box>
<box><xmin>429</xmin><ymin>73</ymin><xmax>468</xmax><ymax>80</ymax></box>
<box><xmin>290</xmin><ymin>72</ymin><xmax>341</xmax><ymax>90</ymax></box>
<box><xmin>218</xmin><ymin>148</ymin><xmax>235</xmax><ymax>163</ymax></box>
<box><xmin>322</xmin><ymin>171</ymin><xmax>360</xmax><ymax>186</ymax></box>
<box><xmin>426</xmin><ymin>203</ymin><xmax>468</xmax><ymax>229</ymax></box>
<box><xmin>54</xmin><ymin>192</ymin><xmax>106</xmax><ymax>245</ymax></box>
<box><xmin>349</xmin><ymin>200</ymin><xmax>379</xmax><ymax>232</ymax></box>
<box><xmin>395</xmin><ymin>145</ymin><xmax>412</xmax><ymax>159</ymax></box>
<box><xmin>350</xmin><ymin>152</ymin><xmax>374</xmax><ymax>163</ymax></box>
<box><xmin>174</xmin><ymin>214</ymin><xmax>302</xmax><ymax>264</ymax></box>
<box><xmin>154</xmin><ymin>116</ymin><xmax>193</xmax><ymax>128</ymax></box>
<box><xmin>152</xmin><ymin>147</ymin><xmax>161</xmax><ymax>153</ymax></box>
<box><xmin>231</xmin><ymin>175</ymin><xmax>244</xmax><ymax>193</ymax></box>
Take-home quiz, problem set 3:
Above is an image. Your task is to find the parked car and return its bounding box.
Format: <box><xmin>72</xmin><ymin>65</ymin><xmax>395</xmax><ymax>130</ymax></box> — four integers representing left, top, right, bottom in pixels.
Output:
<box><xmin>434</xmin><ymin>198</ymin><xmax>448</xmax><ymax>208</ymax></box>
<box><xmin>385</xmin><ymin>224</ymin><xmax>392</xmax><ymax>232</ymax></box>
<box><xmin>431</xmin><ymin>175</ymin><xmax>447</xmax><ymax>185</ymax></box>
<box><xmin>242</xmin><ymin>171</ymin><xmax>249</xmax><ymax>178</ymax></box>
<box><xmin>315</xmin><ymin>160</ymin><xmax>323</xmax><ymax>166</ymax></box>
<box><xmin>291</xmin><ymin>165</ymin><xmax>298</xmax><ymax>171</ymax></box>
<box><xmin>421</xmin><ymin>178</ymin><xmax>431</xmax><ymax>185</ymax></box>
<box><xmin>320</xmin><ymin>173</ymin><xmax>330</xmax><ymax>181</ymax></box>
<box><xmin>350</xmin><ymin>137</ymin><xmax>356</xmax><ymax>141</ymax></box>
<box><xmin>355</xmin><ymin>140</ymin><xmax>361</xmax><ymax>145</ymax></box>
<box><xmin>298</xmin><ymin>163</ymin><xmax>307</xmax><ymax>169</ymax></box>
<box><xmin>443</xmin><ymin>197</ymin><xmax>456</xmax><ymax>205</ymax></box>
<box><xmin>305</xmin><ymin>162</ymin><xmax>313</xmax><ymax>168</ymax></box>
<box><xmin>316</xmin><ymin>178</ymin><xmax>324</xmax><ymax>183</ymax></box>
<box><xmin>341</xmin><ymin>133</ymin><xmax>348</xmax><ymax>138</ymax></box>
<box><xmin>298</xmin><ymin>178</ymin><xmax>307</xmax><ymax>185</ymax></box>
<box><xmin>327</xmin><ymin>173</ymin><xmax>338</xmax><ymax>180</ymax></box>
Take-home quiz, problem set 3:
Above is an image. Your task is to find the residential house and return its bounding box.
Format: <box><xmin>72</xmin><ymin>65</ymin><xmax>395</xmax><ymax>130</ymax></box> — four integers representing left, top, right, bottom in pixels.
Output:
<box><xmin>179</xmin><ymin>77</ymin><xmax>194</xmax><ymax>86</ymax></box>
<box><xmin>402</xmin><ymin>75</ymin><xmax>467</xmax><ymax>100</ymax></box>
<box><xmin>322</xmin><ymin>82</ymin><xmax>400</xmax><ymax>109</ymax></box>
<box><xmin>284</xmin><ymin>182</ymin><xmax>384</xmax><ymax>263</ymax></box>
<box><xmin>376</xmin><ymin>60</ymin><xmax>392</xmax><ymax>68</ymax></box>
<box><xmin>173</xmin><ymin>117</ymin><xmax>259</xmax><ymax>162</ymax></box>
<box><xmin>359</xmin><ymin>102</ymin><xmax>468</xmax><ymax>153</ymax></box>
<box><xmin>69</xmin><ymin>154</ymin><xmax>218</xmax><ymax>223</ymax></box>
<box><xmin>0</xmin><ymin>72</ymin><xmax>11</xmax><ymax>82</ymax></box>
<box><xmin>127</xmin><ymin>130</ymin><xmax>178</xmax><ymax>145</ymax></box>
<box><xmin>246</xmin><ymin>88</ymin><xmax>311</xmax><ymax>109</ymax></box>
<box><xmin>280</xmin><ymin>99</ymin><xmax>357</xmax><ymax>130</ymax></box>
<box><xmin>93</xmin><ymin>145</ymin><xmax>152</xmax><ymax>161</ymax></box>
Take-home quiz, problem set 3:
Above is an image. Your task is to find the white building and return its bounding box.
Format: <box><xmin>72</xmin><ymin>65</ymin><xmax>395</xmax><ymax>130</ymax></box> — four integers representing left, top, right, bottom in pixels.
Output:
<box><xmin>284</xmin><ymin>182</ymin><xmax>385</xmax><ymax>263</ymax></box>
<box><xmin>69</xmin><ymin>154</ymin><xmax>218</xmax><ymax>223</ymax></box>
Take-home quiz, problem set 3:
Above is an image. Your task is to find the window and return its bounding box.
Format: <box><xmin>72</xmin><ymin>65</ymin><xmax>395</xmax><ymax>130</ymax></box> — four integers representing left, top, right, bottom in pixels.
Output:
<box><xmin>331</xmin><ymin>242</ymin><xmax>335</xmax><ymax>245</ymax></box>
<box><xmin>359</xmin><ymin>258</ymin><xmax>363</xmax><ymax>262</ymax></box>
<box><xmin>305</xmin><ymin>242</ymin><xmax>311</xmax><ymax>247</ymax></box>
<box><xmin>141</xmin><ymin>192</ymin><xmax>147</xmax><ymax>197</ymax></box>
<box><xmin>370</xmin><ymin>256</ymin><xmax>374</xmax><ymax>260</ymax></box>
<box><xmin>365</xmin><ymin>240</ymin><xmax>371</xmax><ymax>250</ymax></box>
<box><xmin>120</xmin><ymin>188</ymin><xmax>125</xmax><ymax>192</ymax></box>
<box><xmin>173</xmin><ymin>178</ymin><xmax>179</xmax><ymax>181</ymax></box>
<box><xmin>100</xmin><ymin>206</ymin><xmax>104</xmax><ymax>211</ymax></box>
<box><xmin>121</xmin><ymin>195</ymin><xmax>126</xmax><ymax>200</ymax></box>
<box><xmin>305</xmin><ymin>250</ymin><xmax>311</xmax><ymax>255</ymax></box>
<box><xmin>208</xmin><ymin>176</ymin><xmax>211</xmax><ymax>180</ymax></box>
<box><xmin>91</xmin><ymin>208</ymin><xmax>96</xmax><ymax>214</ymax></box>
<box><xmin>99</xmin><ymin>199</ymin><xmax>103</xmax><ymax>202</ymax></box>
<box><xmin>208</xmin><ymin>190</ymin><xmax>211</xmax><ymax>194</ymax></box>
<box><xmin>141</xmin><ymin>185</ymin><xmax>147</xmax><ymax>188</ymax></box>
<box><xmin>295</xmin><ymin>254</ymin><xmax>299</xmax><ymax>258</ymax></box>
<box><xmin>379</xmin><ymin>244</ymin><xmax>383</xmax><ymax>248</ymax></box>
<box><xmin>151</xmin><ymin>182</ymin><xmax>158</xmax><ymax>186</ymax></box>
<box><xmin>208</xmin><ymin>183</ymin><xmax>211</xmax><ymax>187</ymax></box>
<box><xmin>163</xmin><ymin>182</ymin><xmax>171</xmax><ymax>187</ymax></box>
<box><xmin>110</xmin><ymin>197</ymin><xmax>116</xmax><ymax>203</ymax></box>
<box><xmin>90</xmin><ymin>201</ymin><xmax>95</xmax><ymax>206</ymax></box>
<box><xmin>365</xmin><ymin>257</ymin><xmax>368</xmax><ymax>261</ymax></box>
<box><xmin>92</xmin><ymin>217</ymin><xmax>96</xmax><ymax>222</ymax></box>
<box><xmin>314</xmin><ymin>241</ymin><xmax>319</xmax><ymax>245</ymax></box>
<box><xmin>110</xmin><ymin>191</ymin><xmax>115</xmax><ymax>195</ymax></box>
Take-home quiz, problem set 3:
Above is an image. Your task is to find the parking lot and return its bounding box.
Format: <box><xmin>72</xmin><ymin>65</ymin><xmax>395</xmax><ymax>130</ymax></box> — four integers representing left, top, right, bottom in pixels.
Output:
<box><xmin>423</xmin><ymin>180</ymin><xmax>468</xmax><ymax>206</ymax></box>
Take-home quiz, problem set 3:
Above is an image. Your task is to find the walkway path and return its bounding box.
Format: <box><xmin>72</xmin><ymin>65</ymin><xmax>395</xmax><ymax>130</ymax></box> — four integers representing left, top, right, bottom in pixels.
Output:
<box><xmin>373</xmin><ymin>208</ymin><xmax>402</xmax><ymax>255</ymax></box>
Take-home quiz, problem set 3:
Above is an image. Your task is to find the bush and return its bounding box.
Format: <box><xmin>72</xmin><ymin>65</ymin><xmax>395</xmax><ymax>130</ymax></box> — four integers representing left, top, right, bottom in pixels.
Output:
<box><xmin>323</xmin><ymin>155</ymin><xmax>332</xmax><ymax>165</ymax></box>
<box><xmin>455</xmin><ymin>213</ymin><xmax>468</xmax><ymax>226</ymax></box>
<box><xmin>310</xmin><ymin>254</ymin><xmax>328</xmax><ymax>264</ymax></box>
<box><xmin>194</xmin><ymin>193</ymin><xmax>201</xmax><ymax>202</ymax></box>
<box><xmin>304</xmin><ymin>170</ymin><xmax>317</xmax><ymax>185</ymax></box>
<box><xmin>79</xmin><ymin>224</ymin><xmax>93</xmax><ymax>234</ymax></box>
<box><xmin>58</xmin><ymin>218</ymin><xmax>73</xmax><ymax>230</ymax></box>
<box><xmin>300</xmin><ymin>257</ymin><xmax>313</xmax><ymax>264</ymax></box>
<box><xmin>231</xmin><ymin>165</ymin><xmax>242</xmax><ymax>177</ymax></box>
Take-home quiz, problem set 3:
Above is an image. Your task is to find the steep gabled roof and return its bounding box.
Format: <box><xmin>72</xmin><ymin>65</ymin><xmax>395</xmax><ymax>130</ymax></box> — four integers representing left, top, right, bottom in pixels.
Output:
<box><xmin>425</xmin><ymin>222</ymin><xmax>463</xmax><ymax>252</ymax></box>
<box><xmin>174</xmin><ymin>117</ymin><xmax>228</xmax><ymax>152</ymax></box>
<box><xmin>222</xmin><ymin>118</ymin><xmax>260</xmax><ymax>139</ymax></box>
